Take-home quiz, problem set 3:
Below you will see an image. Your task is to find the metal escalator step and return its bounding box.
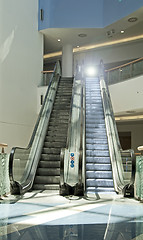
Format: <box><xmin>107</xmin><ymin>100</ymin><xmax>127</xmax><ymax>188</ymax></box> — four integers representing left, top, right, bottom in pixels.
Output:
<box><xmin>53</xmin><ymin>105</ymin><xmax>70</xmax><ymax>110</ymax></box>
<box><xmin>56</xmin><ymin>93</ymin><xmax>72</xmax><ymax>96</ymax></box>
<box><xmin>86</xmin><ymin>138</ymin><xmax>108</xmax><ymax>144</ymax></box>
<box><xmin>86</xmin><ymin>115</ymin><xmax>104</xmax><ymax>120</ymax></box>
<box><xmin>86</xmin><ymin>119</ymin><xmax>105</xmax><ymax>124</ymax></box>
<box><xmin>41</xmin><ymin>154</ymin><xmax>60</xmax><ymax>161</ymax></box>
<box><xmin>86</xmin><ymin>112</ymin><xmax>104</xmax><ymax>117</ymax></box>
<box><xmin>86</xmin><ymin>187</ymin><xmax>115</xmax><ymax>193</ymax></box>
<box><xmin>44</xmin><ymin>142</ymin><xmax>66</xmax><ymax>148</ymax></box>
<box><xmin>86</xmin><ymin>123</ymin><xmax>105</xmax><ymax>128</ymax></box>
<box><xmin>86</xmin><ymin>109</ymin><xmax>104</xmax><ymax>113</ymax></box>
<box><xmin>86</xmin><ymin>144</ymin><xmax>109</xmax><ymax>150</ymax></box>
<box><xmin>49</xmin><ymin>121</ymin><xmax>68</xmax><ymax>126</ymax></box>
<box><xmin>42</xmin><ymin>148</ymin><xmax>61</xmax><ymax>154</ymax></box>
<box><xmin>86</xmin><ymin>163</ymin><xmax>112</xmax><ymax>171</ymax></box>
<box><xmin>45</xmin><ymin>136</ymin><xmax>66</xmax><ymax>142</ymax></box>
<box><xmin>34</xmin><ymin>176</ymin><xmax>60</xmax><ymax>184</ymax></box>
<box><xmin>86</xmin><ymin>150</ymin><xmax>110</xmax><ymax>157</ymax></box>
<box><xmin>39</xmin><ymin>161</ymin><xmax>60</xmax><ymax>168</ymax></box>
<box><xmin>86</xmin><ymin>179</ymin><xmax>114</xmax><ymax>187</ymax></box>
<box><xmin>50</xmin><ymin>116</ymin><xmax>69</xmax><ymax>121</ymax></box>
<box><xmin>33</xmin><ymin>184</ymin><xmax>59</xmax><ymax>190</ymax></box>
<box><xmin>86</xmin><ymin>156</ymin><xmax>111</xmax><ymax>163</ymax></box>
<box><xmin>53</xmin><ymin>103</ymin><xmax>70</xmax><ymax>106</ymax></box>
<box><xmin>47</xmin><ymin>131</ymin><xmax>67</xmax><ymax>137</ymax></box>
<box><xmin>55</xmin><ymin>97</ymin><xmax>71</xmax><ymax>101</ymax></box>
<box><xmin>48</xmin><ymin>126</ymin><xmax>68</xmax><ymax>131</ymax></box>
<box><xmin>51</xmin><ymin>111</ymin><xmax>70</xmax><ymax>115</ymax></box>
<box><xmin>86</xmin><ymin>133</ymin><xmax>108</xmax><ymax>139</ymax></box>
<box><xmin>86</xmin><ymin>129</ymin><xmax>107</xmax><ymax>134</ymax></box>
<box><xmin>86</xmin><ymin>171</ymin><xmax>113</xmax><ymax>179</ymax></box>
<box><xmin>36</xmin><ymin>168</ymin><xmax>60</xmax><ymax>176</ymax></box>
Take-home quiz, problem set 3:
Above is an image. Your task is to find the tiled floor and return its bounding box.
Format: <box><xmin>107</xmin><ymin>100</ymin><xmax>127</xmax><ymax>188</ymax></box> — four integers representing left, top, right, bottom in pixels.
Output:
<box><xmin>0</xmin><ymin>191</ymin><xmax>143</xmax><ymax>240</ymax></box>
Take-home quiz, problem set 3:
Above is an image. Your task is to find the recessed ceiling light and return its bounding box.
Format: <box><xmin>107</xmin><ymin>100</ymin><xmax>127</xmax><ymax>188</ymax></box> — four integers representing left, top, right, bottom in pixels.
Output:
<box><xmin>77</xmin><ymin>45</ymin><xmax>80</xmax><ymax>48</ymax></box>
<box><xmin>121</xmin><ymin>30</ymin><xmax>125</xmax><ymax>34</ymax></box>
<box><xmin>128</xmin><ymin>17</ymin><xmax>138</xmax><ymax>22</ymax></box>
<box><xmin>58</xmin><ymin>39</ymin><xmax>61</xmax><ymax>42</ymax></box>
<box><xmin>78</xmin><ymin>33</ymin><xmax>87</xmax><ymax>37</ymax></box>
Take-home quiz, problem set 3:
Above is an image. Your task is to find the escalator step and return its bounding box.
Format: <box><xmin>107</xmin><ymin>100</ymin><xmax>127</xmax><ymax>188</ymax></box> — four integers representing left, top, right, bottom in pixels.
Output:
<box><xmin>37</xmin><ymin>168</ymin><xmax>60</xmax><ymax>176</ymax></box>
<box><xmin>86</xmin><ymin>163</ymin><xmax>112</xmax><ymax>171</ymax></box>
<box><xmin>86</xmin><ymin>171</ymin><xmax>113</xmax><ymax>179</ymax></box>
<box><xmin>86</xmin><ymin>138</ymin><xmax>108</xmax><ymax>144</ymax></box>
<box><xmin>34</xmin><ymin>176</ymin><xmax>60</xmax><ymax>184</ymax></box>
<box><xmin>86</xmin><ymin>187</ymin><xmax>115</xmax><ymax>193</ymax></box>
<box><xmin>86</xmin><ymin>144</ymin><xmax>109</xmax><ymax>150</ymax></box>
<box><xmin>39</xmin><ymin>161</ymin><xmax>60</xmax><ymax>168</ymax></box>
<box><xmin>41</xmin><ymin>154</ymin><xmax>60</xmax><ymax>161</ymax></box>
<box><xmin>86</xmin><ymin>179</ymin><xmax>114</xmax><ymax>187</ymax></box>
<box><xmin>44</xmin><ymin>142</ymin><xmax>66</xmax><ymax>148</ymax></box>
<box><xmin>86</xmin><ymin>156</ymin><xmax>111</xmax><ymax>163</ymax></box>
<box><xmin>86</xmin><ymin>150</ymin><xmax>110</xmax><ymax>157</ymax></box>
<box><xmin>45</xmin><ymin>136</ymin><xmax>67</xmax><ymax>142</ymax></box>
<box><xmin>33</xmin><ymin>184</ymin><xmax>59</xmax><ymax>190</ymax></box>
<box><xmin>86</xmin><ymin>133</ymin><xmax>108</xmax><ymax>139</ymax></box>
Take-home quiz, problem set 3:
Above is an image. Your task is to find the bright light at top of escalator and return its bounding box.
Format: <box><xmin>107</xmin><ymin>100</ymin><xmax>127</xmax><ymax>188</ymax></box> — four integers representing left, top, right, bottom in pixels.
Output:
<box><xmin>85</xmin><ymin>67</ymin><xmax>97</xmax><ymax>77</ymax></box>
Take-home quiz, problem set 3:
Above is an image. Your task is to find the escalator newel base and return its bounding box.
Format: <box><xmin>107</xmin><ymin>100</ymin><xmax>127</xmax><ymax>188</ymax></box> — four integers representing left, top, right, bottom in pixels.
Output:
<box><xmin>123</xmin><ymin>184</ymin><xmax>134</xmax><ymax>198</ymax></box>
<box><xmin>74</xmin><ymin>183</ymin><xmax>84</xmax><ymax>196</ymax></box>
<box><xmin>60</xmin><ymin>183</ymin><xmax>74</xmax><ymax>196</ymax></box>
<box><xmin>10</xmin><ymin>181</ymin><xmax>21</xmax><ymax>195</ymax></box>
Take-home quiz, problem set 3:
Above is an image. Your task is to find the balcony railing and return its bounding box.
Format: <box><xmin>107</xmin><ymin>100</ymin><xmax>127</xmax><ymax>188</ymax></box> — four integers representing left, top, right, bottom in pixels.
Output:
<box><xmin>105</xmin><ymin>57</ymin><xmax>143</xmax><ymax>85</ymax></box>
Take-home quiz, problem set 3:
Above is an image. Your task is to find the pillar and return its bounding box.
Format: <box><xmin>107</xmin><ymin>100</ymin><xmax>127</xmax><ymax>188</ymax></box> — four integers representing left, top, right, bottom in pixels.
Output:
<box><xmin>62</xmin><ymin>44</ymin><xmax>73</xmax><ymax>78</ymax></box>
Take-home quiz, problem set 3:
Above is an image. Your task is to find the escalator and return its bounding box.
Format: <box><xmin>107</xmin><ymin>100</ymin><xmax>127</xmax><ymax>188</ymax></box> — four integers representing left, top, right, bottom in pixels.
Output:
<box><xmin>85</xmin><ymin>77</ymin><xmax>115</xmax><ymax>194</ymax></box>
<box><xmin>9</xmin><ymin>62</ymin><xmax>73</xmax><ymax>194</ymax></box>
<box><xmin>60</xmin><ymin>61</ymin><xmax>135</xmax><ymax>197</ymax></box>
<box><xmin>33</xmin><ymin>77</ymin><xmax>73</xmax><ymax>190</ymax></box>
<box><xmin>9</xmin><ymin>61</ymin><xmax>135</xmax><ymax>197</ymax></box>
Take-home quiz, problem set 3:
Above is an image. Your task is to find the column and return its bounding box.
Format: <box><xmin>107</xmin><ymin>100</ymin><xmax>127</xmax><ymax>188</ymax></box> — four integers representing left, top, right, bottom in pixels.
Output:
<box><xmin>62</xmin><ymin>44</ymin><xmax>73</xmax><ymax>78</ymax></box>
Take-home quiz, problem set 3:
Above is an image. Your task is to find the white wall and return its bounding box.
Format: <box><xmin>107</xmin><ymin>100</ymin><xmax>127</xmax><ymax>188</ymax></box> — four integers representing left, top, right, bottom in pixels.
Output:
<box><xmin>109</xmin><ymin>75</ymin><xmax>143</xmax><ymax>114</ymax></box>
<box><xmin>0</xmin><ymin>0</ymin><xmax>43</xmax><ymax>153</ymax></box>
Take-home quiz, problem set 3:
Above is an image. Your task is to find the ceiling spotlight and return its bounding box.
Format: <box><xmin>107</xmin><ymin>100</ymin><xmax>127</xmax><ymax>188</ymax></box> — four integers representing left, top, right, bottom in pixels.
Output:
<box><xmin>121</xmin><ymin>30</ymin><xmax>125</xmax><ymax>34</ymax></box>
<box><xmin>85</xmin><ymin>66</ymin><xmax>97</xmax><ymax>77</ymax></box>
<box><xmin>78</xmin><ymin>33</ymin><xmax>87</xmax><ymax>37</ymax></box>
<box><xmin>58</xmin><ymin>39</ymin><xmax>61</xmax><ymax>42</ymax></box>
<box><xmin>128</xmin><ymin>17</ymin><xmax>138</xmax><ymax>22</ymax></box>
<box><xmin>77</xmin><ymin>45</ymin><xmax>80</xmax><ymax>48</ymax></box>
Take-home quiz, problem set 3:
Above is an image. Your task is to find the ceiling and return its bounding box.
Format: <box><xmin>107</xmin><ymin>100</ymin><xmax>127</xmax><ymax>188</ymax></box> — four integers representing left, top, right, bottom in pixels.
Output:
<box><xmin>41</xmin><ymin>7</ymin><xmax>143</xmax><ymax>56</ymax></box>
<box><xmin>41</xmin><ymin>7</ymin><xmax>143</xmax><ymax>121</ymax></box>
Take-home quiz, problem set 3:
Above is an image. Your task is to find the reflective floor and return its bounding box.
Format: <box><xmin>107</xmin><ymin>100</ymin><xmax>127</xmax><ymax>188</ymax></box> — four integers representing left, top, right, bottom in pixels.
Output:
<box><xmin>0</xmin><ymin>191</ymin><xmax>143</xmax><ymax>240</ymax></box>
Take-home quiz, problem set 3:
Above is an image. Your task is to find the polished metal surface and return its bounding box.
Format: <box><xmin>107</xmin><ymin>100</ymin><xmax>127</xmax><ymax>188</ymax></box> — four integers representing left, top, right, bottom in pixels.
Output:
<box><xmin>0</xmin><ymin>191</ymin><xmax>143</xmax><ymax>240</ymax></box>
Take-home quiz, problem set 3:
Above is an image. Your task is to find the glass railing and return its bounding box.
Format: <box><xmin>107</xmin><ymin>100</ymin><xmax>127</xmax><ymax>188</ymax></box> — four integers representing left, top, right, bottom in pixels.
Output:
<box><xmin>100</xmin><ymin>61</ymin><xmax>135</xmax><ymax>196</ymax></box>
<box><xmin>9</xmin><ymin>61</ymin><xmax>61</xmax><ymax>194</ymax></box>
<box><xmin>40</xmin><ymin>71</ymin><xmax>54</xmax><ymax>86</ymax></box>
<box><xmin>105</xmin><ymin>57</ymin><xmax>143</xmax><ymax>85</ymax></box>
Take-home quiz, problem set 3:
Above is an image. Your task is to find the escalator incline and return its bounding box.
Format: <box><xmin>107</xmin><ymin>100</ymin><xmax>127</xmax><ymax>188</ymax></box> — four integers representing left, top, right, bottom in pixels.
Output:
<box><xmin>33</xmin><ymin>77</ymin><xmax>73</xmax><ymax>190</ymax></box>
<box><xmin>85</xmin><ymin>77</ymin><xmax>115</xmax><ymax>194</ymax></box>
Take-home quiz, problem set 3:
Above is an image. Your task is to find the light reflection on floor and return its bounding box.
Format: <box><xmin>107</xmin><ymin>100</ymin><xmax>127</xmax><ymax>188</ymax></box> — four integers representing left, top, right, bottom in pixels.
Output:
<box><xmin>0</xmin><ymin>191</ymin><xmax>143</xmax><ymax>240</ymax></box>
